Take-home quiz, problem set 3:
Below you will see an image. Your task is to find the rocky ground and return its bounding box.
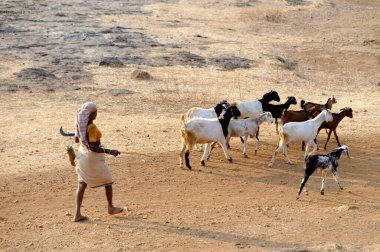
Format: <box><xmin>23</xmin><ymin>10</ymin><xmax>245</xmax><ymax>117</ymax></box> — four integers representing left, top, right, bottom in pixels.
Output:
<box><xmin>0</xmin><ymin>0</ymin><xmax>379</xmax><ymax>251</ymax></box>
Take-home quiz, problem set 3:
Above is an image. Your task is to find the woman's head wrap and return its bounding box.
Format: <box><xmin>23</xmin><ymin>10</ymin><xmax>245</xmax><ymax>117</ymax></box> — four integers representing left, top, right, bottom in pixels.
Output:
<box><xmin>75</xmin><ymin>102</ymin><xmax>97</xmax><ymax>147</ymax></box>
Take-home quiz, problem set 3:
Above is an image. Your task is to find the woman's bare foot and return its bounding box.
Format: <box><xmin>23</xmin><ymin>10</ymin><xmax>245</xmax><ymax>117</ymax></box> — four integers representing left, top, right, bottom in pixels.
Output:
<box><xmin>73</xmin><ymin>214</ymin><xmax>88</xmax><ymax>222</ymax></box>
<box><xmin>108</xmin><ymin>206</ymin><xmax>124</xmax><ymax>215</ymax></box>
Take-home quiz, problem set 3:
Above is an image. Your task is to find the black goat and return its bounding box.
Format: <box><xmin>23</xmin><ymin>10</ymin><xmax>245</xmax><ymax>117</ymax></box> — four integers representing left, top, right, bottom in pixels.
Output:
<box><xmin>296</xmin><ymin>145</ymin><xmax>350</xmax><ymax>200</ymax></box>
<box><xmin>263</xmin><ymin>96</ymin><xmax>297</xmax><ymax>133</ymax></box>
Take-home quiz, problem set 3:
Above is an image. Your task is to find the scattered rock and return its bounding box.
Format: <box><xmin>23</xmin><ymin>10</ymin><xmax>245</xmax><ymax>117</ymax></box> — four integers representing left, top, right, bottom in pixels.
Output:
<box><xmin>177</xmin><ymin>51</ymin><xmax>207</xmax><ymax>67</ymax></box>
<box><xmin>106</xmin><ymin>89</ymin><xmax>135</xmax><ymax>96</ymax></box>
<box><xmin>65</xmin><ymin>212</ymin><xmax>72</xmax><ymax>216</ymax></box>
<box><xmin>99</xmin><ymin>57</ymin><xmax>124</xmax><ymax>67</ymax></box>
<box><xmin>276</xmin><ymin>56</ymin><xmax>298</xmax><ymax>70</ymax></box>
<box><xmin>131</xmin><ymin>70</ymin><xmax>151</xmax><ymax>80</ymax></box>
<box><xmin>16</xmin><ymin>68</ymin><xmax>57</xmax><ymax>80</ymax></box>
<box><xmin>209</xmin><ymin>55</ymin><xmax>253</xmax><ymax>70</ymax></box>
<box><xmin>286</xmin><ymin>0</ymin><xmax>309</xmax><ymax>6</ymax></box>
<box><xmin>336</xmin><ymin>205</ymin><xmax>359</xmax><ymax>212</ymax></box>
<box><xmin>377</xmin><ymin>81</ymin><xmax>380</xmax><ymax>86</ymax></box>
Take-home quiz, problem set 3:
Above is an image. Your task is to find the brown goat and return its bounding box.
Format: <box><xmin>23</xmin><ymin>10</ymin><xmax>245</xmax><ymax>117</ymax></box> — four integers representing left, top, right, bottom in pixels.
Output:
<box><xmin>301</xmin><ymin>96</ymin><xmax>337</xmax><ymax>112</ymax></box>
<box><xmin>281</xmin><ymin>107</ymin><xmax>320</xmax><ymax>126</ymax></box>
<box><xmin>316</xmin><ymin>107</ymin><xmax>353</xmax><ymax>150</ymax></box>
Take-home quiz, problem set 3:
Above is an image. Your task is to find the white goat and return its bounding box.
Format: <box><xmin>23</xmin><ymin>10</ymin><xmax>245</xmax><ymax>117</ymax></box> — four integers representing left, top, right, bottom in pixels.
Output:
<box><xmin>233</xmin><ymin>90</ymin><xmax>280</xmax><ymax>119</ymax></box>
<box><xmin>186</xmin><ymin>100</ymin><xmax>229</xmax><ymax>121</ymax></box>
<box><xmin>206</xmin><ymin>112</ymin><xmax>274</xmax><ymax>160</ymax></box>
<box><xmin>179</xmin><ymin>106</ymin><xmax>241</xmax><ymax>169</ymax></box>
<box><xmin>268</xmin><ymin>109</ymin><xmax>333</xmax><ymax>167</ymax></box>
<box><xmin>186</xmin><ymin>100</ymin><xmax>229</xmax><ymax>151</ymax></box>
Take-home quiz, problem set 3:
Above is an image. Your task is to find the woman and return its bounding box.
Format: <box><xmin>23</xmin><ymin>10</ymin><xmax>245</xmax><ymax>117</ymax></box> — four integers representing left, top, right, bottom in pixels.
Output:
<box><xmin>74</xmin><ymin>102</ymin><xmax>123</xmax><ymax>222</ymax></box>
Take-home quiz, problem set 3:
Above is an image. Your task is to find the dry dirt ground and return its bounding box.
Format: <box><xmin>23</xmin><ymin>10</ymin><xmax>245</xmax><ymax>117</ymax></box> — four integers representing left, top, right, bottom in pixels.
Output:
<box><xmin>1</xmin><ymin>0</ymin><xmax>380</xmax><ymax>251</ymax></box>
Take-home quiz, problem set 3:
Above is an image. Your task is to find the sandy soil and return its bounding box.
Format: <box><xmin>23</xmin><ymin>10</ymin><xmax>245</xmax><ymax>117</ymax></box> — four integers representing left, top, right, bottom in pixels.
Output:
<box><xmin>0</xmin><ymin>0</ymin><xmax>379</xmax><ymax>251</ymax></box>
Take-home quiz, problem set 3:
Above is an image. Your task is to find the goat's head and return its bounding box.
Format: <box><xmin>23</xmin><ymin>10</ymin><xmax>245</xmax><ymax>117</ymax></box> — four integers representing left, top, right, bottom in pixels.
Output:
<box><xmin>219</xmin><ymin>100</ymin><xmax>230</xmax><ymax>109</ymax></box>
<box><xmin>264</xmin><ymin>111</ymin><xmax>274</xmax><ymax>124</ymax></box>
<box><xmin>262</xmin><ymin>90</ymin><xmax>280</xmax><ymax>103</ymax></box>
<box><xmin>220</xmin><ymin>105</ymin><xmax>241</xmax><ymax>120</ymax></box>
<box><xmin>341</xmin><ymin>107</ymin><xmax>353</xmax><ymax>118</ymax></box>
<box><xmin>287</xmin><ymin>96</ymin><xmax>297</xmax><ymax>105</ymax></box>
<box><xmin>338</xmin><ymin>145</ymin><xmax>350</xmax><ymax>158</ymax></box>
<box><xmin>329</xmin><ymin>96</ymin><xmax>337</xmax><ymax>104</ymax></box>
<box><xmin>214</xmin><ymin>100</ymin><xmax>230</xmax><ymax>116</ymax></box>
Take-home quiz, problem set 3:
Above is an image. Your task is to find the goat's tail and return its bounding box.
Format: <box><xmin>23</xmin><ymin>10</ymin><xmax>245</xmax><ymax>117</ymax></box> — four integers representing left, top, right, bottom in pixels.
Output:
<box><xmin>180</xmin><ymin>114</ymin><xmax>186</xmax><ymax>127</ymax></box>
<box><xmin>304</xmin><ymin>151</ymin><xmax>314</xmax><ymax>163</ymax></box>
<box><xmin>300</xmin><ymin>100</ymin><xmax>306</xmax><ymax>109</ymax></box>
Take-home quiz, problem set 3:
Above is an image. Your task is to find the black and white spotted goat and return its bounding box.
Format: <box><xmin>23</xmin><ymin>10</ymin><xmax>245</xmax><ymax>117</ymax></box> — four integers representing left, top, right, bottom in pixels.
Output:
<box><xmin>296</xmin><ymin>145</ymin><xmax>350</xmax><ymax>200</ymax></box>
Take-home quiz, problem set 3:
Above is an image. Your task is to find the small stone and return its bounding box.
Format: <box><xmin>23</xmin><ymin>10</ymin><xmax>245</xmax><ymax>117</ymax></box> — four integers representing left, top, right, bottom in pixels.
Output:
<box><xmin>131</xmin><ymin>70</ymin><xmax>151</xmax><ymax>80</ymax></box>
<box><xmin>14</xmin><ymin>200</ymin><xmax>19</xmax><ymax>203</ymax></box>
<box><xmin>142</xmin><ymin>215</ymin><xmax>148</xmax><ymax>219</ymax></box>
<box><xmin>65</xmin><ymin>212</ymin><xmax>72</xmax><ymax>216</ymax></box>
<box><xmin>93</xmin><ymin>218</ymin><xmax>101</xmax><ymax>221</ymax></box>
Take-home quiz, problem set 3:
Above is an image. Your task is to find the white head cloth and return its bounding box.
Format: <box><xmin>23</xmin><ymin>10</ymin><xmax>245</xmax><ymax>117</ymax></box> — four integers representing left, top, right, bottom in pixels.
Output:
<box><xmin>75</xmin><ymin>102</ymin><xmax>97</xmax><ymax>147</ymax></box>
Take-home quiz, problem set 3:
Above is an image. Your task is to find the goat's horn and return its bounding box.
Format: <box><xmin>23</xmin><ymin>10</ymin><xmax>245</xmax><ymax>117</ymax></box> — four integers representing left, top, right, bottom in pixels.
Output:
<box><xmin>60</xmin><ymin>127</ymin><xmax>75</xmax><ymax>137</ymax></box>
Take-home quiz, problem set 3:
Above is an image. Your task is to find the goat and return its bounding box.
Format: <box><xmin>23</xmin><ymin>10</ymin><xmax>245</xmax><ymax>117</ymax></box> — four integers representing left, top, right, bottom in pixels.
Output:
<box><xmin>316</xmin><ymin>107</ymin><xmax>353</xmax><ymax>150</ymax></box>
<box><xmin>186</xmin><ymin>100</ymin><xmax>230</xmax><ymax>151</ymax></box>
<box><xmin>301</xmin><ymin>96</ymin><xmax>337</xmax><ymax>112</ymax></box>
<box><xmin>234</xmin><ymin>90</ymin><xmax>280</xmax><ymax>119</ymax></box>
<box><xmin>268</xmin><ymin>109</ymin><xmax>333</xmax><ymax>167</ymax></box>
<box><xmin>179</xmin><ymin>106</ymin><xmax>241</xmax><ymax>169</ymax></box>
<box><xmin>205</xmin><ymin>112</ymin><xmax>274</xmax><ymax>160</ymax></box>
<box><xmin>281</xmin><ymin>107</ymin><xmax>320</xmax><ymax>126</ymax></box>
<box><xmin>186</xmin><ymin>100</ymin><xmax>229</xmax><ymax>121</ymax></box>
<box><xmin>265</xmin><ymin>96</ymin><xmax>297</xmax><ymax>133</ymax></box>
<box><xmin>296</xmin><ymin>145</ymin><xmax>350</xmax><ymax>200</ymax></box>
<box><xmin>233</xmin><ymin>90</ymin><xmax>280</xmax><ymax>142</ymax></box>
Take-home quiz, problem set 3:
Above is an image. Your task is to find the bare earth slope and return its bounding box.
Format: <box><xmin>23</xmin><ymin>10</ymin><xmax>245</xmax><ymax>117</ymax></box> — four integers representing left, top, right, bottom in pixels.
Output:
<box><xmin>0</xmin><ymin>0</ymin><xmax>379</xmax><ymax>251</ymax></box>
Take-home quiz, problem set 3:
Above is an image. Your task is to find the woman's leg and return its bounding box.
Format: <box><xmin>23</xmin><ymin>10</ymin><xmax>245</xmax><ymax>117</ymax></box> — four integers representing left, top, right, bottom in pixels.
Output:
<box><xmin>74</xmin><ymin>182</ymin><xmax>88</xmax><ymax>222</ymax></box>
<box><xmin>105</xmin><ymin>185</ymin><xmax>124</xmax><ymax>215</ymax></box>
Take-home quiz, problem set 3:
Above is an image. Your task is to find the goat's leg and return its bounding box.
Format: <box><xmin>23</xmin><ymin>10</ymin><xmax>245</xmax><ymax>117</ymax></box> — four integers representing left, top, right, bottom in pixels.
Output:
<box><xmin>254</xmin><ymin>136</ymin><xmax>259</xmax><ymax>156</ymax></box>
<box><xmin>200</xmin><ymin>144</ymin><xmax>211</xmax><ymax>166</ymax></box>
<box><xmin>243</xmin><ymin>136</ymin><xmax>248</xmax><ymax>158</ymax></box>
<box><xmin>312</xmin><ymin>140</ymin><xmax>318</xmax><ymax>154</ymax></box>
<box><xmin>275</xmin><ymin>119</ymin><xmax>279</xmax><ymax>134</ymax></box>
<box><xmin>333</xmin><ymin>130</ymin><xmax>341</xmax><ymax>147</ymax></box>
<box><xmin>206</xmin><ymin>142</ymin><xmax>218</xmax><ymax>160</ymax></box>
<box><xmin>320</xmin><ymin>170</ymin><xmax>327</xmax><ymax>195</ymax></box>
<box><xmin>324</xmin><ymin>129</ymin><xmax>333</xmax><ymax>150</ymax></box>
<box><xmin>304</xmin><ymin>141</ymin><xmax>312</xmax><ymax>160</ymax></box>
<box><xmin>332</xmin><ymin>170</ymin><xmax>343</xmax><ymax>190</ymax></box>
<box><xmin>269</xmin><ymin>144</ymin><xmax>282</xmax><ymax>167</ymax></box>
<box><xmin>185</xmin><ymin>150</ymin><xmax>192</xmax><ymax>170</ymax></box>
<box><xmin>283</xmin><ymin>144</ymin><xmax>293</xmax><ymax>165</ymax></box>
<box><xmin>219</xmin><ymin>140</ymin><xmax>232</xmax><ymax>163</ymax></box>
<box><xmin>179</xmin><ymin>141</ymin><xmax>187</xmax><ymax>168</ymax></box>
<box><xmin>297</xmin><ymin>173</ymin><xmax>311</xmax><ymax>200</ymax></box>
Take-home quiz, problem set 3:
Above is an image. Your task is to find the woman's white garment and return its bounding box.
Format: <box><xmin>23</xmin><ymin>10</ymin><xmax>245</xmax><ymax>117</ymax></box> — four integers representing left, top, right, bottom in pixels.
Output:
<box><xmin>75</xmin><ymin>145</ymin><xmax>113</xmax><ymax>188</ymax></box>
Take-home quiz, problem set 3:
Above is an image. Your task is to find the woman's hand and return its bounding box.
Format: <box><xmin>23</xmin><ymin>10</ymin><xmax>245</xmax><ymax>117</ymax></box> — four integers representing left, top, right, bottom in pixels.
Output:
<box><xmin>110</xmin><ymin>149</ymin><xmax>120</xmax><ymax>157</ymax></box>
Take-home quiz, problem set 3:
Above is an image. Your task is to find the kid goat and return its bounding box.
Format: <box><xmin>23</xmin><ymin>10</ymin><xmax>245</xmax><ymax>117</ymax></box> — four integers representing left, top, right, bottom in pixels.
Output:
<box><xmin>179</xmin><ymin>106</ymin><xmax>241</xmax><ymax>169</ymax></box>
<box><xmin>317</xmin><ymin>107</ymin><xmax>353</xmax><ymax>150</ymax></box>
<box><xmin>296</xmin><ymin>145</ymin><xmax>350</xmax><ymax>200</ymax></box>
<box><xmin>206</xmin><ymin>112</ymin><xmax>274</xmax><ymax>160</ymax></box>
<box><xmin>268</xmin><ymin>109</ymin><xmax>333</xmax><ymax>167</ymax></box>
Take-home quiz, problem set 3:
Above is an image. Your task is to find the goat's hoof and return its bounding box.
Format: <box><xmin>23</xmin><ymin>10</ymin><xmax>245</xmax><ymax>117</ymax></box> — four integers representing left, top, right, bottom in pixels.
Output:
<box><xmin>320</xmin><ymin>190</ymin><xmax>324</xmax><ymax>195</ymax></box>
<box><xmin>186</xmin><ymin>165</ymin><xmax>192</xmax><ymax>170</ymax></box>
<box><xmin>228</xmin><ymin>157</ymin><xmax>233</xmax><ymax>163</ymax></box>
<box><xmin>244</xmin><ymin>154</ymin><xmax>248</xmax><ymax>159</ymax></box>
<box><xmin>268</xmin><ymin>162</ymin><xmax>273</xmax><ymax>168</ymax></box>
<box><xmin>340</xmin><ymin>187</ymin><xmax>344</xmax><ymax>190</ymax></box>
<box><xmin>296</xmin><ymin>194</ymin><xmax>300</xmax><ymax>200</ymax></box>
<box><xmin>254</xmin><ymin>150</ymin><xmax>257</xmax><ymax>156</ymax></box>
<box><xmin>286</xmin><ymin>161</ymin><xmax>294</xmax><ymax>165</ymax></box>
<box><xmin>200</xmin><ymin>160</ymin><xmax>205</xmax><ymax>166</ymax></box>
